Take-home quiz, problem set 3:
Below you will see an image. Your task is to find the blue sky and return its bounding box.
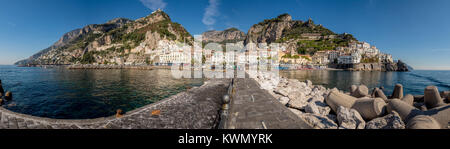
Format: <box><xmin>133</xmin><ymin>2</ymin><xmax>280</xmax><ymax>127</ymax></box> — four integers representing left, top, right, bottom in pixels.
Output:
<box><xmin>1</xmin><ymin>0</ymin><xmax>449</xmax><ymax>70</ymax></box>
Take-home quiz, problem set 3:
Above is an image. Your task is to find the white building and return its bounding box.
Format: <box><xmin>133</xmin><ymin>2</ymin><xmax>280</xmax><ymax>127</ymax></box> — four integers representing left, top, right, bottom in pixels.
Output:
<box><xmin>159</xmin><ymin>51</ymin><xmax>191</xmax><ymax>64</ymax></box>
<box><xmin>338</xmin><ymin>53</ymin><xmax>361</xmax><ymax>64</ymax></box>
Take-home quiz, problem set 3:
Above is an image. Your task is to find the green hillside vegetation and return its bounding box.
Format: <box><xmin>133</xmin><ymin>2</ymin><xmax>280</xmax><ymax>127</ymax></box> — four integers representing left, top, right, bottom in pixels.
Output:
<box><xmin>296</xmin><ymin>34</ymin><xmax>355</xmax><ymax>55</ymax></box>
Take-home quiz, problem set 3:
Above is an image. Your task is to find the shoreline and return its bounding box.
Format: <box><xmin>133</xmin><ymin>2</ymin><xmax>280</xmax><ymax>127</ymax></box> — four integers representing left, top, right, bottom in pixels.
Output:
<box><xmin>15</xmin><ymin>64</ymin><xmax>411</xmax><ymax>72</ymax></box>
<box><xmin>251</xmin><ymin>71</ymin><xmax>449</xmax><ymax>129</ymax></box>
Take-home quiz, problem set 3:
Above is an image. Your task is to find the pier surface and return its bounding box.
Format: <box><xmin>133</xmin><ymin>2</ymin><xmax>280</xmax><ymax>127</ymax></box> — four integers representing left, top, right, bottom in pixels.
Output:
<box><xmin>225</xmin><ymin>78</ymin><xmax>312</xmax><ymax>129</ymax></box>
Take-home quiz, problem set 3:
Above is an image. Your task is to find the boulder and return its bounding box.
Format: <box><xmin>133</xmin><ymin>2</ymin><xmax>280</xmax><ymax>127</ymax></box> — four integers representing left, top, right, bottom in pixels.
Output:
<box><xmin>365</xmin><ymin>111</ymin><xmax>405</xmax><ymax>129</ymax></box>
<box><xmin>406</xmin><ymin>115</ymin><xmax>441</xmax><ymax>129</ymax></box>
<box><xmin>391</xmin><ymin>84</ymin><xmax>404</xmax><ymax>99</ymax></box>
<box><xmin>299</xmin><ymin>113</ymin><xmax>338</xmax><ymax>129</ymax></box>
<box><xmin>351</xmin><ymin>98</ymin><xmax>386</xmax><ymax>120</ymax></box>
<box><xmin>424</xmin><ymin>86</ymin><xmax>445</xmax><ymax>109</ymax></box>
<box><xmin>279</xmin><ymin>97</ymin><xmax>290</xmax><ymax>106</ymax></box>
<box><xmin>401</xmin><ymin>94</ymin><xmax>415</xmax><ymax>106</ymax></box>
<box><xmin>351</xmin><ymin>85</ymin><xmax>369</xmax><ymax>98</ymax></box>
<box><xmin>288</xmin><ymin>108</ymin><xmax>303</xmax><ymax>117</ymax></box>
<box><xmin>387</xmin><ymin>99</ymin><xmax>423</xmax><ymax>123</ymax></box>
<box><xmin>336</xmin><ymin>106</ymin><xmax>365</xmax><ymax>129</ymax></box>
<box><xmin>305</xmin><ymin>102</ymin><xmax>320</xmax><ymax>115</ymax></box>
<box><xmin>287</xmin><ymin>92</ymin><xmax>308</xmax><ymax>110</ymax></box>
<box><xmin>274</xmin><ymin>87</ymin><xmax>289</xmax><ymax>97</ymax></box>
<box><xmin>306</xmin><ymin>80</ymin><xmax>313</xmax><ymax>88</ymax></box>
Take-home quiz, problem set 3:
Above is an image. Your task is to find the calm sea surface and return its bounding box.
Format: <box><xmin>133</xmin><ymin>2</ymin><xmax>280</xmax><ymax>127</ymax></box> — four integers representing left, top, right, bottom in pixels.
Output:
<box><xmin>280</xmin><ymin>70</ymin><xmax>450</xmax><ymax>96</ymax></box>
<box><xmin>0</xmin><ymin>65</ymin><xmax>204</xmax><ymax>119</ymax></box>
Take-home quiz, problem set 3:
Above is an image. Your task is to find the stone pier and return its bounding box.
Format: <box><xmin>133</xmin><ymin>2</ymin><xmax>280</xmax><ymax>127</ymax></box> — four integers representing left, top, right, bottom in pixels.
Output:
<box><xmin>0</xmin><ymin>77</ymin><xmax>311</xmax><ymax>129</ymax></box>
<box><xmin>225</xmin><ymin>78</ymin><xmax>311</xmax><ymax>129</ymax></box>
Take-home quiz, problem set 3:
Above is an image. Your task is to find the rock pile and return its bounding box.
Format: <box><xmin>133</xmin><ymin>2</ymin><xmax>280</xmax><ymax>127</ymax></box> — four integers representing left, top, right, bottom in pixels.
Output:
<box><xmin>251</xmin><ymin>72</ymin><xmax>449</xmax><ymax>129</ymax></box>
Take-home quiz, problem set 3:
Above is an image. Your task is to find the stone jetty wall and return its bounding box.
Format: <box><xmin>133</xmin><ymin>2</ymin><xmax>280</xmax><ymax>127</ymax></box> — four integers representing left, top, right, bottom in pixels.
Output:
<box><xmin>251</xmin><ymin>71</ymin><xmax>449</xmax><ymax>129</ymax></box>
<box><xmin>0</xmin><ymin>79</ymin><xmax>231</xmax><ymax>129</ymax></box>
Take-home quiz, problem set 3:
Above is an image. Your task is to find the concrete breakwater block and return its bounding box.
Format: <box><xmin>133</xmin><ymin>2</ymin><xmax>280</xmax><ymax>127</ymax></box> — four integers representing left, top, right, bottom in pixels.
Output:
<box><xmin>406</xmin><ymin>115</ymin><xmax>441</xmax><ymax>129</ymax></box>
<box><xmin>373</xmin><ymin>88</ymin><xmax>388</xmax><ymax>102</ymax></box>
<box><xmin>351</xmin><ymin>85</ymin><xmax>369</xmax><ymax>98</ymax></box>
<box><xmin>414</xmin><ymin>95</ymin><xmax>424</xmax><ymax>103</ymax></box>
<box><xmin>439</xmin><ymin>91</ymin><xmax>450</xmax><ymax>103</ymax></box>
<box><xmin>326</xmin><ymin>90</ymin><xmax>357</xmax><ymax>113</ymax></box>
<box><xmin>350</xmin><ymin>85</ymin><xmax>358</xmax><ymax>95</ymax></box>
<box><xmin>425</xmin><ymin>104</ymin><xmax>450</xmax><ymax>129</ymax></box>
<box><xmin>401</xmin><ymin>94</ymin><xmax>414</xmax><ymax>106</ymax></box>
<box><xmin>326</xmin><ymin>91</ymin><xmax>386</xmax><ymax>120</ymax></box>
<box><xmin>387</xmin><ymin>99</ymin><xmax>422</xmax><ymax>123</ymax></box>
<box><xmin>352</xmin><ymin>98</ymin><xmax>386</xmax><ymax>120</ymax></box>
<box><xmin>388</xmin><ymin>99</ymin><xmax>444</xmax><ymax>129</ymax></box>
<box><xmin>424</xmin><ymin>86</ymin><xmax>445</xmax><ymax>109</ymax></box>
<box><xmin>391</xmin><ymin>84</ymin><xmax>404</xmax><ymax>99</ymax></box>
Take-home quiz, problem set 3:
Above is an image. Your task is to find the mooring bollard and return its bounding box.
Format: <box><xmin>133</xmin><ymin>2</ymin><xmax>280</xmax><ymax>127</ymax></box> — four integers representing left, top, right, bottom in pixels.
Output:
<box><xmin>116</xmin><ymin>109</ymin><xmax>124</xmax><ymax>118</ymax></box>
<box><xmin>0</xmin><ymin>79</ymin><xmax>4</xmax><ymax>95</ymax></box>
<box><xmin>5</xmin><ymin>91</ymin><xmax>12</xmax><ymax>101</ymax></box>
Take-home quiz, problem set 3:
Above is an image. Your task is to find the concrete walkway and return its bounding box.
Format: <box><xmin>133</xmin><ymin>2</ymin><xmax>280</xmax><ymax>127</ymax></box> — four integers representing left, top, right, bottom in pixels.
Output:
<box><xmin>226</xmin><ymin>78</ymin><xmax>312</xmax><ymax>129</ymax></box>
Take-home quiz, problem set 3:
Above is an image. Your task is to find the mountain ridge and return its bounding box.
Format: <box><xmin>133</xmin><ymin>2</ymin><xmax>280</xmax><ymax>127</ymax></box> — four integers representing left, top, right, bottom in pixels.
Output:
<box><xmin>16</xmin><ymin>10</ymin><xmax>192</xmax><ymax>66</ymax></box>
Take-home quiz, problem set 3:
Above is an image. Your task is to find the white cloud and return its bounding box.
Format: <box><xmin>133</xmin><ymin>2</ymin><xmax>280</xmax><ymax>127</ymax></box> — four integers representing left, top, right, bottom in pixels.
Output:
<box><xmin>140</xmin><ymin>0</ymin><xmax>167</xmax><ymax>11</ymax></box>
<box><xmin>202</xmin><ymin>0</ymin><xmax>220</xmax><ymax>29</ymax></box>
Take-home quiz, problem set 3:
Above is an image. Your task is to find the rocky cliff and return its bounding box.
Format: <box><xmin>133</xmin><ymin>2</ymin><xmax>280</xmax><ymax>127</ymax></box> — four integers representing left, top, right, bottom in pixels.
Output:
<box><xmin>202</xmin><ymin>28</ymin><xmax>246</xmax><ymax>44</ymax></box>
<box><xmin>244</xmin><ymin>13</ymin><xmax>356</xmax><ymax>55</ymax></box>
<box><xmin>16</xmin><ymin>10</ymin><xmax>193</xmax><ymax>66</ymax></box>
